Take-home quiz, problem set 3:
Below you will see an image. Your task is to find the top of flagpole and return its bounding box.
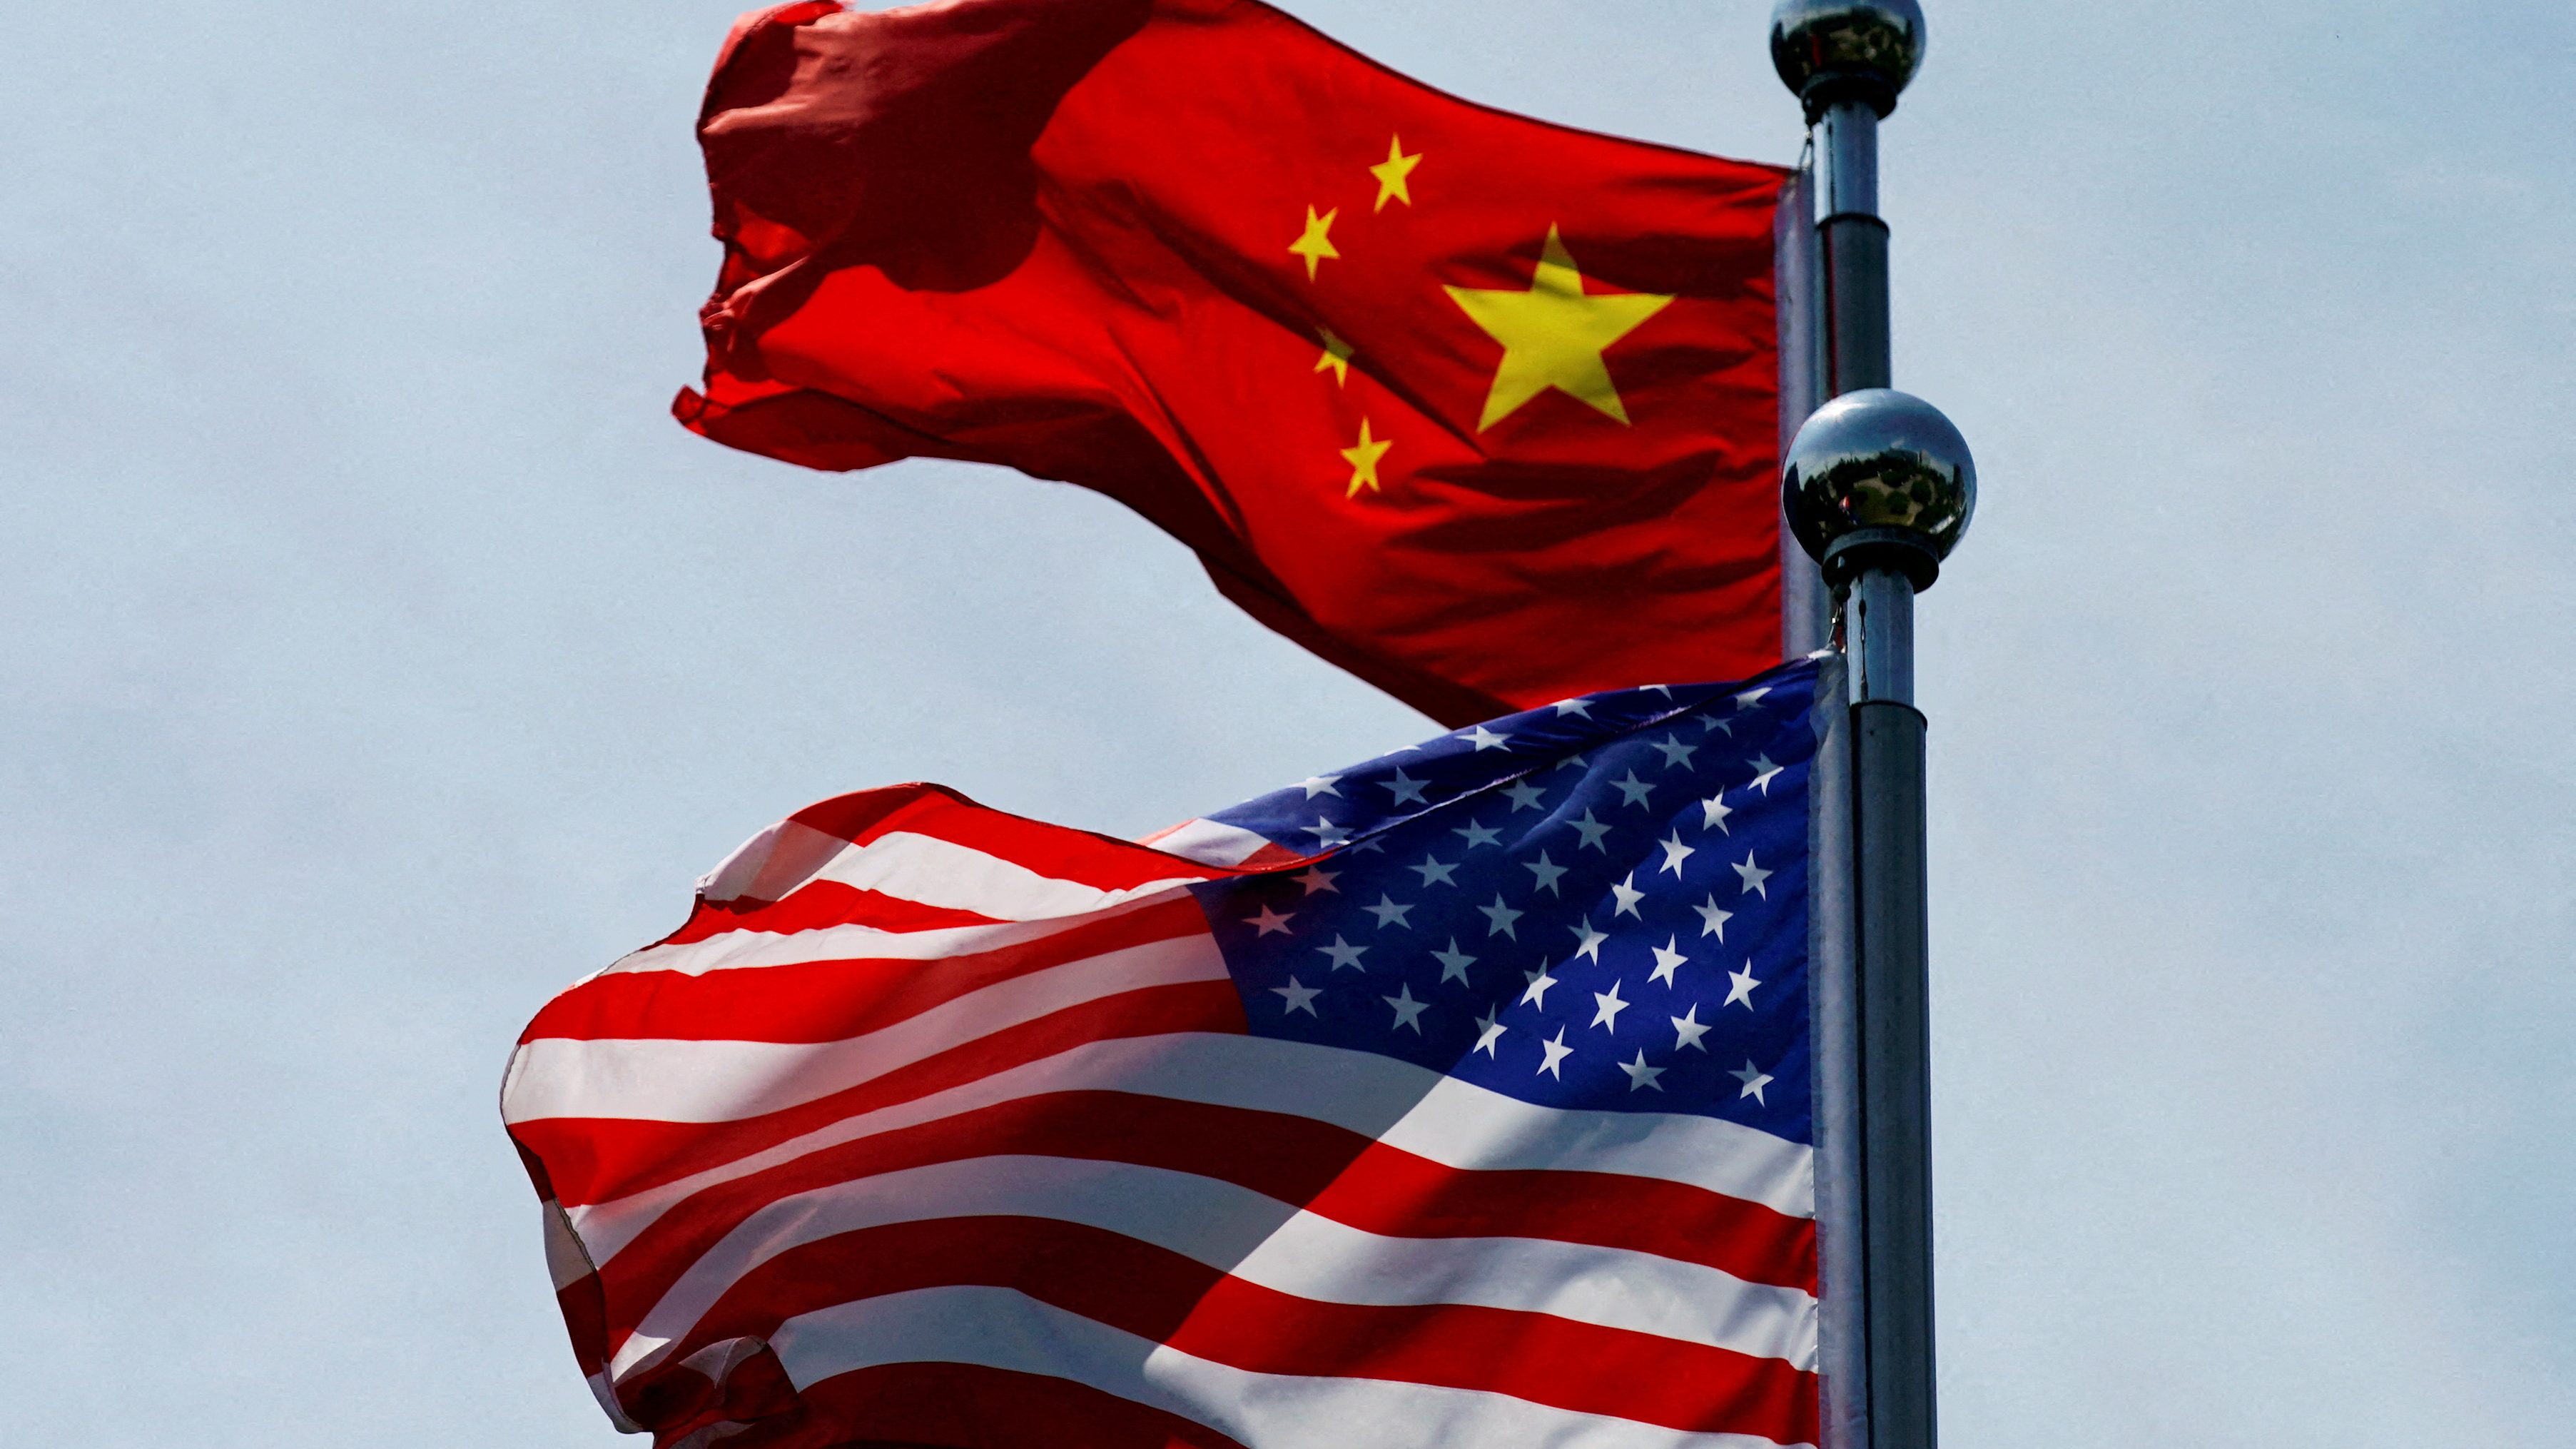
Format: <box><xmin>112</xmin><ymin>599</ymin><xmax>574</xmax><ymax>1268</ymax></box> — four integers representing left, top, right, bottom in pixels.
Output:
<box><xmin>1768</xmin><ymin>0</ymin><xmax>1925</xmax><ymax>122</ymax></box>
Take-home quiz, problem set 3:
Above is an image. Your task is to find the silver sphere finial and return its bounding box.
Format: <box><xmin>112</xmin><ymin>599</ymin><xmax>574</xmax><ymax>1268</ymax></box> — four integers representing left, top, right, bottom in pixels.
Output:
<box><xmin>1770</xmin><ymin>0</ymin><xmax>1925</xmax><ymax>119</ymax></box>
<box><xmin>1783</xmin><ymin>388</ymin><xmax>1974</xmax><ymax>588</ymax></box>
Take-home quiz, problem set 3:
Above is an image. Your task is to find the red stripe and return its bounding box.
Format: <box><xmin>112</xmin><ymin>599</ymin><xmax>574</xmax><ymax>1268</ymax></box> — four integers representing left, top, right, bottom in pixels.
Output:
<box><xmin>1172</xmin><ymin>1274</ymin><xmax>1815</xmax><ymax>1442</ymax></box>
<box><xmin>664</xmin><ymin>881</ymin><xmax>1008</xmax><ymax>945</ymax></box>
<box><xmin>637</xmin><ymin>1216</ymin><xmax>1816</xmax><ymax>1444</ymax></box>
<box><xmin>523</xmin><ymin>896</ymin><xmax>1209</xmax><ymax>1044</ymax></box>
<box><xmin>1316</xmin><ymin>1138</ymin><xmax>1815</xmax><ymax>1289</ymax></box>
<box><xmin>710</xmin><ymin>1362</ymin><xmax>1252</xmax><ymax>1449</ymax></box>
<box><xmin>779</xmin><ymin>784</ymin><xmax>1237</xmax><ymax>894</ymax></box>
<box><xmin>553</xmin><ymin>1277</ymin><xmax>608</xmax><ymax>1380</ymax></box>
<box><xmin>511</xmin><ymin>982</ymin><xmax>1249</xmax><ymax>1208</ymax></box>
<box><xmin>590</xmin><ymin>1089</ymin><xmax>1812</xmax><ymax>1331</ymax></box>
<box><xmin>619</xmin><ymin>1334</ymin><xmax>800</xmax><ymax>1443</ymax></box>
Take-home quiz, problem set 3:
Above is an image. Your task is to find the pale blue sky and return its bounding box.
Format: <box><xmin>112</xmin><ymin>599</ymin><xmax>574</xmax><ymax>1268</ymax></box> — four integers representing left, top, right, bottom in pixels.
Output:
<box><xmin>3</xmin><ymin>1</ymin><xmax>2571</xmax><ymax>1443</ymax></box>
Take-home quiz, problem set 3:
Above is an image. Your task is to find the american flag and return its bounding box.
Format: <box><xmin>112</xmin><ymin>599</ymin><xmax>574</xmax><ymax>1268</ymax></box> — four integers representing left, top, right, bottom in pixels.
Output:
<box><xmin>504</xmin><ymin>656</ymin><xmax>1825</xmax><ymax>1449</ymax></box>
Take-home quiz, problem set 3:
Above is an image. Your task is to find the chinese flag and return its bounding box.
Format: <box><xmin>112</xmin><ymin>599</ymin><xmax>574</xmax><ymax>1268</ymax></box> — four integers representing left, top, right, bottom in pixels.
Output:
<box><xmin>679</xmin><ymin>0</ymin><xmax>1790</xmax><ymax>725</ymax></box>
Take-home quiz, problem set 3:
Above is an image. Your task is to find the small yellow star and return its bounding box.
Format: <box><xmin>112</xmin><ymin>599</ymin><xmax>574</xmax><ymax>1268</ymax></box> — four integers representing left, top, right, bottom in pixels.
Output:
<box><xmin>1314</xmin><ymin>326</ymin><xmax>1355</xmax><ymax>386</ymax></box>
<box><xmin>1444</xmin><ymin>225</ymin><xmax>1674</xmax><ymax>431</ymax></box>
<box><xmin>1339</xmin><ymin>417</ymin><xmax>1393</xmax><ymax>498</ymax></box>
<box><xmin>1369</xmin><ymin>135</ymin><xmax>1423</xmax><ymax>211</ymax></box>
<box><xmin>1288</xmin><ymin>205</ymin><xmax>1341</xmax><ymax>280</ymax></box>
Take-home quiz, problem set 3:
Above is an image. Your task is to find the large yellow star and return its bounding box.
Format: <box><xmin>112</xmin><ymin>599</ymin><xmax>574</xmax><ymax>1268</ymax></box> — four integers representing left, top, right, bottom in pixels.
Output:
<box><xmin>1314</xmin><ymin>326</ymin><xmax>1355</xmax><ymax>386</ymax></box>
<box><xmin>1288</xmin><ymin>205</ymin><xmax>1341</xmax><ymax>280</ymax></box>
<box><xmin>1339</xmin><ymin>417</ymin><xmax>1392</xmax><ymax>498</ymax></box>
<box><xmin>1444</xmin><ymin>226</ymin><xmax>1674</xmax><ymax>431</ymax></box>
<box><xmin>1369</xmin><ymin>135</ymin><xmax>1422</xmax><ymax>211</ymax></box>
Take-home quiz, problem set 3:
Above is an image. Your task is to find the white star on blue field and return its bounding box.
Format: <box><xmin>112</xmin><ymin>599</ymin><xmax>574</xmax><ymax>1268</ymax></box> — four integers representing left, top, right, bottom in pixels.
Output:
<box><xmin>1192</xmin><ymin>664</ymin><xmax>1821</xmax><ymax>1139</ymax></box>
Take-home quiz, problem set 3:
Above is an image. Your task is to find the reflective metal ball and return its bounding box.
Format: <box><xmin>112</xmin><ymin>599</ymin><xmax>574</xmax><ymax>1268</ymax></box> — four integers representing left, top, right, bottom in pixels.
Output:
<box><xmin>1770</xmin><ymin>0</ymin><xmax>1925</xmax><ymax>116</ymax></box>
<box><xmin>1782</xmin><ymin>388</ymin><xmax>1974</xmax><ymax>587</ymax></box>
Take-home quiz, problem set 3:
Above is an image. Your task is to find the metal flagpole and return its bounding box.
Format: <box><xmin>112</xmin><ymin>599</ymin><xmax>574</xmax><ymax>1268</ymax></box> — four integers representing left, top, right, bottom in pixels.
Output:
<box><xmin>1767</xmin><ymin>5</ymin><xmax>1977</xmax><ymax>1448</ymax></box>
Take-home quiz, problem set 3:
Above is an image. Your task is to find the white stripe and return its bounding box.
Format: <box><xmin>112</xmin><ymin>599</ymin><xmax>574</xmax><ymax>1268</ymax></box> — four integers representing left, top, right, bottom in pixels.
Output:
<box><xmin>594</xmin><ymin>889</ymin><xmax>1190</xmax><ymax>981</ymax></box>
<box><xmin>542</xmin><ymin>1199</ymin><xmax>594</xmax><ymax>1291</ymax></box>
<box><xmin>701</xmin><ymin>817</ymin><xmax>1207</xmax><ymax>915</ymax></box>
<box><xmin>1376</xmin><ymin>1074</ymin><xmax>1814</xmax><ymax>1218</ymax></box>
<box><xmin>583</xmin><ymin>1369</ymin><xmax>642</xmax><ymax>1434</ymax></box>
<box><xmin>698</xmin><ymin>818</ymin><xmax>845</xmax><ymax>904</ymax></box>
<box><xmin>764</xmin><ymin>1286</ymin><xmax>1812</xmax><ymax>1449</ymax></box>
<box><xmin>609</xmin><ymin>1153</ymin><xmax>1813</xmax><ymax>1378</ymax></box>
<box><xmin>1110</xmin><ymin>1043</ymin><xmax>1814</xmax><ymax>1216</ymax></box>
<box><xmin>1139</xmin><ymin>816</ymin><xmax>1274</xmax><ymax>867</ymax></box>
<box><xmin>562</xmin><ymin>1034</ymin><xmax>1810</xmax><ymax>1264</ymax></box>
<box><xmin>807</xmin><ymin>830</ymin><xmax>1204</xmax><ymax>919</ymax></box>
<box><xmin>503</xmin><ymin>934</ymin><xmax>1229</xmax><ymax>1125</ymax></box>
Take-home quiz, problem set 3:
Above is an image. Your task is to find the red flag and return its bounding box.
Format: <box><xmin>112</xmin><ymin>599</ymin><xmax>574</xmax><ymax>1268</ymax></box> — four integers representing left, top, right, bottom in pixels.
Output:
<box><xmin>679</xmin><ymin>0</ymin><xmax>1789</xmax><ymax>724</ymax></box>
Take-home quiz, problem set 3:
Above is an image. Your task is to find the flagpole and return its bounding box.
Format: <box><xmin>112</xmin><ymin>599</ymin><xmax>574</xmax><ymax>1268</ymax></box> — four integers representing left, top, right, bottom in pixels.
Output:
<box><xmin>1769</xmin><ymin>6</ymin><xmax>1975</xmax><ymax>1449</ymax></box>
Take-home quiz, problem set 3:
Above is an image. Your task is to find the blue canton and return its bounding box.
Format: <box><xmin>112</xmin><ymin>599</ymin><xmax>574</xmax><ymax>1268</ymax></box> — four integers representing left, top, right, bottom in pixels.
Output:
<box><xmin>1190</xmin><ymin>657</ymin><xmax>1820</xmax><ymax>1142</ymax></box>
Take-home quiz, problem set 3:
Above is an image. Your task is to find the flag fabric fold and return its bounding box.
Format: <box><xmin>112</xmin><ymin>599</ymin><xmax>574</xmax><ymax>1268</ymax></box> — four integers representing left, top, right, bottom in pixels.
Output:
<box><xmin>679</xmin><ymin>0</ymin><xmax>1792</xmax><ymax>724</ymax></box>
<box><xmin>505</xmin><ymin>655</ymin><xmax>1830</xmax><ymax>1448</ymax></box>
